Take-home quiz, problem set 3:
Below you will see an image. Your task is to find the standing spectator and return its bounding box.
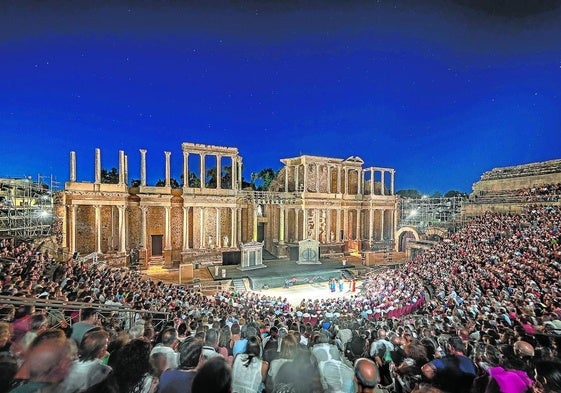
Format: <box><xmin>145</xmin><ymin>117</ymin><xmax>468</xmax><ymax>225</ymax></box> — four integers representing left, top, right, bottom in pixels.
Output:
<box><xmin>111</xmin><ymin>339</ymin><xmax>158</xmax><ymax>393</ymax></box>
<box><xmin>158</xmin><ymin>338</ymin><xmax>203</xmax><ymax>393</ymax></box>
<box><xmin>150</xmin><ymin>327</ymin><xmax>179</xmax><ymax>371</ymax></box>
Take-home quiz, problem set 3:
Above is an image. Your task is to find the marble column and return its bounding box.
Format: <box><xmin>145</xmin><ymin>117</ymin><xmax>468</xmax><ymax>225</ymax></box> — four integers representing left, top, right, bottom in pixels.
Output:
<box><xmin>336</xmin><ymin>208</ymin><xmax>341</xmax><ymax>242</ymax></box>
<box><xmin>343</xmin><ymin>208</ymin><xmax>348</xmax><ymax>240</ymax></box>
<box><xmin>94</xmin><ymin>205</ymin><xmax>101</xmax><ymax>254</ymax></box>
<box><xmin>70</xmin><ymin>205</ymin><xmax>77</xmax><ymax>254</ymax></box>
<box><xmin>215</xmin><ymin>208</ymin><xmax>221</xmax><ymax>247</ymax></box>
<box><xmin>381</xmin><ymin>171</ymin><xmax>385</xmax><ymax>196</ymax></box>
<box><xmin>199</xmin><ymin>208</ymin><xmax>205</xmax><ymax>248</ymax></box>
<box><xmin>230</xmin><ymin>207</ymin><xmax>236</xmax><ymax>247</ymax></box>
<box><xmin>314</xmin><ymin>209</ymin><xmax>320</xmax><ymax>241</ymax></box>
<box><xmin>303</xmin><ymin>208</ymin><xmax>308</xmax><ymax>238</ymax></box>
<box><xmin>118</xmin><ymin>205</ymin><xmax>126</xmax><ymax>252</ymax></box>
<box><xmin>252</xmin><ymin>205</ymin><xmax>258</xmax><ymax>241</ymax></box>
<box><xmin>164</xmin><ymin>206</ymin><xmax>171</xmax><ymax>249</ymax></box>
<box><xmin>326</xmin><ymin>208</ymin><xmax>332</xmax><ymax>242</ymax></box>
<box><xmin>216</xmin><ymin>155</ymin><xmax>222</xmax><ymax>189</ymax></box>
<box><xmin>315</xmin><ymin>164</ymin><xmax>320</xmax><ymax>192</ymax></box>
<box><xmin>140</xmin><ymin>206</ymin><xmax>148</xmax><ymax>249</ymax></box>
<box><xmin>124</xmin><ymin>154</ymin><xmax>128</xmax><ymax>185</ymax></box>
<box><xmin>236</xmin><ymin>207</ymin><xmax>242</xmax><ymax>245</ymax></box>
<box><xmin>370</xmin><ymin>169</ymin><xmax>374</xmax><ymax>195</ymax></box>
<box><xmin>356</xmin><ymin>208</ymin><xmax>361</xmax><ymax>240</ymax></box>
<box><xmin>303</xmin><ymin>164</ymin><xmax>308</xmax><ymax>192</ymax></box>
<box><xmin>337</xmin><ymin>167</ymin><xmax>342</xmax><ymax>194</ymax></box>
<box><xmin>294</xmin><ymin>208</ymin><xmax>299</xmax><ymax>241</ymax></box>
<box><xmin>183</xmin><ymin>151</ymin><xmax>189</xmax><ymax>188</ymax></box>
<box><xmin>391</xmin><ymin>170</ymin><xmax>395</xmax><ymax>195</ymax></box>
<box><xmin>119</xmin><ymin>150</ymin><xmax>125</xmax><ymax>185</ymax></box>
<box><xmin>344</xmin><ymin>169</ymin><xmax>349</xmax><ymax>194</ymax></box>
<box><xmin>284</xmin><ymin>165</ymin><xmax>289</xmax><ymax>192</ymax></box>
<box><xmin>165</xmin><ymin>151</ymin><xmax>171</xmax><ymax>188</ymax></box>
<box><xmin>380</xmin><ymin>209</ymin><xmax>385</xmax><ymax>241</ymax></box>
<box><xmin>140</xmin><ymin>149</ymin><xmax>147</xmax><ymax>186</ymax></box>
<box><xmin>369</xmin><ymin>208</ymin><xmax>374</xmax><ymax>242</ymax></box>
<box><xmin>295</xmin><ymin>165</ymin><xmax>300</xmax><ymax>192</ymax></box>
<box><xmin>94</xmin><ymin>148</ymin><xmax>101</xmax><ymax>184</ymax></box>
<box><xmin>200</xmin><ymin>154</ymin><xmax>206</xmax><ymax>188</ymax></box>
<box><xmin>327</xmin><ymin>166</ymin><xmax>331</xmax><ymax>193</ymax></box>
<box><xmin>69</xmin><ymin>151</ymin><xmax>76</xmax><ymax>182</ymax></box>
<box><xmin>183</xmin><ymin>206</ymin><xmax>190</xmax><ymax>250</ymax></box>
<box><xmin>279</xmin><ymin>206</ymin><xmax>285</xmax><ymax>244</ymax></box>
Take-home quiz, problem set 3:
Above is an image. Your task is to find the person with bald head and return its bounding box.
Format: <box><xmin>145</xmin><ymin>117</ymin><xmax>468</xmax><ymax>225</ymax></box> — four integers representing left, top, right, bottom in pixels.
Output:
<box><xmin>354</xmin><ymin>357</ymin><xmax>384</xmax><ymax>393</ymax></box>
<box><xmin>9</xmin><ymin>339</ymin><xmax>74</xmax><ymax>393</ymax></box>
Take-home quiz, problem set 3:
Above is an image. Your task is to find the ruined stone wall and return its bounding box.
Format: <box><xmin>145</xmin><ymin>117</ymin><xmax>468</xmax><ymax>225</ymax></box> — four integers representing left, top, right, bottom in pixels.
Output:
<box><xmin>127</xmin><ymin>205</ymin><xmax>141</xmax><ymax>249</ymax></box>
<box><xmin>76</xmin><ymin>206</ymin><xmax>94</xmax><ymax>254</ymax></box>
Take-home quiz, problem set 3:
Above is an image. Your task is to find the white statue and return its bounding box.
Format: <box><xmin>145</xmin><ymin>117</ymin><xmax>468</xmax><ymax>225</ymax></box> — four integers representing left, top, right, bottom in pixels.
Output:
<box><xmin>257</xmin><ymin>205</ymin><xmax>263</xmax><ymax>217</ymax></box>
<box><xmin>223</xmin><ymin>235</ymin><xmax>229</xmax><ymax>248</ymax></box>
<box><xmin>330</xmin><ymin>231</ymin><xmax>335</xmax><ymax>242</ymax></box>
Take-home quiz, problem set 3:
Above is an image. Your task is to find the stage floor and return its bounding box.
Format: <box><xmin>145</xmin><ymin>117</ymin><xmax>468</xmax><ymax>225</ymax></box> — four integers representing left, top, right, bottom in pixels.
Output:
<box><xmin>207</xmin><ymin>258</ymin><xmax>352</xmax><ymax>290</ymax></box>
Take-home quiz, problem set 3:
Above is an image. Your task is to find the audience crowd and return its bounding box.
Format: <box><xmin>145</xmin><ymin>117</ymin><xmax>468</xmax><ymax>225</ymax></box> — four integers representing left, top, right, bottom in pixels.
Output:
<box><xmin>0</xmin><ymin>202</ymin><xmax>560</xmax><ymax>393</ymax></box>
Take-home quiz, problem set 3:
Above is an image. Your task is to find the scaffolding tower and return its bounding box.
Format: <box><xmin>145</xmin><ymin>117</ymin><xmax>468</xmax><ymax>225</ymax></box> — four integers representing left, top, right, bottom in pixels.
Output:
<box><xmin>0</xmin><ymin>175</ymin><xmax>59</xmax><ymax>239</ymax></box>
<box><xmin>398</xmin><ymin>196</ymin><xmax>465</xmax><ymax>234</ymax></box>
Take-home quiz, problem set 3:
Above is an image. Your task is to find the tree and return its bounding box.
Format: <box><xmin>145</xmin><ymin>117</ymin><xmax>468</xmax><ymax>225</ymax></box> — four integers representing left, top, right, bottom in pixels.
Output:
<box><xmin>252</xmin><ymin>168</ymin><xmax>277</xmax><ymax>191</ymax></box>
<box><xmin>155</xmin><ymin>178</ymin><xmax>181</xmax><ymax>188</ymax></box>
<box><xmin>187</xmin><ymin>171</ymin><xmax>201</xmax><ymax>188</ymax></box>
<box><xmin>430</xmin><ymin>191</ymin><xmax>442</xmax><ymax>198</ymax></box>
<box><xmin>444</xmin><ymin>190</ymin><xmax>469</xmax><ymax>198</ymax></box>
<box><xmin>101</xmin><ymin>168</ymin><xmax>119</xmax><ymax>184</ymax></box>
<box><xmin>396</xmin><ymin>189</ymin><xmax>422</xmax><ymax>199</ymax></box>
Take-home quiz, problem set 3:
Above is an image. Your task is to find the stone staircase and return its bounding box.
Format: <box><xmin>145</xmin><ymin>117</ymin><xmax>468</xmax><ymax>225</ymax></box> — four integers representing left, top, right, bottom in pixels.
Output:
<box><xmin>232</xmin><ymin>279</ymin><xmax>247</xmax><ymax>292</ymax></box>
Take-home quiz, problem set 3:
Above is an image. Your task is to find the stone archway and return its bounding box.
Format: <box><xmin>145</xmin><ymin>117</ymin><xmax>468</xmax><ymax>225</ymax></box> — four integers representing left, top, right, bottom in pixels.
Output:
<box><xmin>395</xmin><ymin>226</ymin><xmax>420</xmax><ymax>252</ymax></box>
<box><xmin>424</xmin><ymin>226</ymin><xmax>448</xmax><ymax>241</ymax></box>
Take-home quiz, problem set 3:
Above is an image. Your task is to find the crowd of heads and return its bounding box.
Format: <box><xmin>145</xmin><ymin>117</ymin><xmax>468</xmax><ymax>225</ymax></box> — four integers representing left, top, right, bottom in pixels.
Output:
<box><xmin>0</xmin><ymin>202</ymin><xmax>560</xmax><ymax>392</ymax></box>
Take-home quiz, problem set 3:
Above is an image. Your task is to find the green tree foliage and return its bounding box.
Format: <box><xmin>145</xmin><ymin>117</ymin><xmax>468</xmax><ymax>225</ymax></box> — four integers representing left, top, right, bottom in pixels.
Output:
<box><xmin>396</xmin><ymin>189</ymin><xmax>422</xmax><ymax>199</ymax></box>
<box><xmin>430</xmin><ymin>191</ymin><xmax>442</xmax><ymax>198</ymax></box>
<box><xmin>444</xmin><ymin>190</ymin><xmax>469</xmax><ymax>198</ymax></box>
<box><xmin>155</xmin><ymin>178</ymin><xmax>181</xmax><ymax>188</ymax></box>
<box><xmin>101</xmin><ymin>168</ymin><xmax>119</xmax><ymax>184</ymax></box>
<box><xmin>252</xmin><ymin>168</ymin><xmax>277</xmax><ymax>191</ymax></box>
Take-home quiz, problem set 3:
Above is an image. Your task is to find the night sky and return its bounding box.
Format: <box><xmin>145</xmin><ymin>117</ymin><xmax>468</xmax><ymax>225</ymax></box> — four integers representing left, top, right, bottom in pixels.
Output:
<box><xmin>1</xmin><ymin>1</ymin><xmax>560</xmax><ymax>194</ymax></box>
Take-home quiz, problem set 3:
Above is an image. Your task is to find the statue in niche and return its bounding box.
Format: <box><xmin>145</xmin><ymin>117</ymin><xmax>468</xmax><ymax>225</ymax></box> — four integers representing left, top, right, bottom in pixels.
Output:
<box><xmin>257</xmin><ymin>205</ymin><xmax>263</xmax><ymax>217</ymax></box>
<box><xmin>330</xmin><ymin>231</ymin><xmax>335</xmax><ymax>242</ymax></box>
<box><xmin>208</xmin><ymin>235</ymin><xmax>214</xmax><ymax>248</ymax></box>
<box><xmin>223</xmin><ymin>235</ymin><xmax>229</xmax><ymax>248</ymax></box>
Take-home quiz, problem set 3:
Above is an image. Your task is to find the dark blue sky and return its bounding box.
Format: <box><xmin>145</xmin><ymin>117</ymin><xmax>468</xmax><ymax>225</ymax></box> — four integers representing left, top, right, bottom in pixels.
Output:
<box><xmin>1</xmin><ymin>1</ymin><xmax>560</xmax><ymax>194</ymax></box>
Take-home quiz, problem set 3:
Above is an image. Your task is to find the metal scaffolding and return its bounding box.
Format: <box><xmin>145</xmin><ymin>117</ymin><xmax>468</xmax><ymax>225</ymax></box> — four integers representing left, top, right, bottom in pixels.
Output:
<box><xmin>0</xmin><ymin>175</ymin><xmax>59</xmax><ymax>239</ymax></box>
<box><xmin>398</xmin><ymin>196</ymin><xmax>465</xmax><ymax>233</ymax></box>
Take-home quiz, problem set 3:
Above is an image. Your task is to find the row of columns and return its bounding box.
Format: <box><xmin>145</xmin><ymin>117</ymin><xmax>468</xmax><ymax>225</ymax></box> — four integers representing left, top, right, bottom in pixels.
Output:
<box><xmin>283</xmin><ymin>163</ymin><xmax>395</xmax><ymax>195</ymax></box>
<box><xmin>69</xmin><ymin>149</ymin><xmax>129</xmax><ymax>185</ymax></box>
<box><xmin>274</xmin><ymin>207</ymin><xmax>394</xmax><ymax>243</ymax></box>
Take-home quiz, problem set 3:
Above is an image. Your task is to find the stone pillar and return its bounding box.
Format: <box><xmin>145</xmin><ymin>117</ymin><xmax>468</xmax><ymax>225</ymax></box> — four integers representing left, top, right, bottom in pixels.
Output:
<box><xmin>183</xmin><ymin>206</ymin><xmax>190</xmax><ymax>250</ymax></box>
<box><xmin>230</xmin><ymin>207</ymin><xmax>236</xmax><ymax>247</ymax></box>
<box><xmin>231</xmin><ymin>156</ymin><xmax>236</xmax><ymax>190</ymax></box>
<box><xmin>337</xmin><ymin>166</ymin><xmax>342</xmax><ymax>194</ymax></box>
<box><xmin>391</xmin><ymin>170</ymin><xmax>395</xmax><ymax>195</ymax></box>
<box><xmin>326</xmin><ymin>166</ymin><xmax>331</xmax><ymax>193</ymax></box>
<box><xmin>140</xmin><ymin>149</ymin><xmax>147</xmax><ymax>186</ymax></box>
<box><xmin>344</xmin><ymin>168</ymin><xmax>349</xmax><ymax>194</ymax></box>
<box><xmin>303</xmin><ymin>208</ymin><xmax>308</xmax><ymax>238</ymax></box>
<box><xmin>326</xmin><ymin>208</ymin><xmax>332</xmax><ymax>242</ymax></box>
<box><xmin>236</xmin><ymin>207</ymin><xmax>242</xmax><ymax>245</ymax></box>
<box><xmin>315</xmin><ymin>164</ymin><xmax>320</xmax><ymax>192</ymax></box>
<box><xmin>294</xmin><ymin>208</ymin><xmax>299</xmax><ymax>241</ymax></box>
<box><xmin>370</xmin><ymin>168</ymin><xmax>374</xmax><ymax>195</ymax></box>
<box><xmin>70</xmin><ymin>205</ymin><xmax>77</xmax><ymax>254</ymax></box>
<box><xmin>69</xmin><ymin>151</ymin><xmax>76</xmax><ymax>182</ymax></box>
<box><xmin>94</xmin><ymin>205</ymin><xmax>102</xmax><ymax>254</ymax></box>
<box><xmin>284</xmin><ymin>165</ymin><xmax>289</xmax><ymax>192</ymax></box>
<box><xmin>303</xmin><ymin>164</ymin><xmax>308</xmax><ymax>192</ymax></box>
<box><xmin>295</xmin><ymin>165</ymin><xmax>300</xmax><ymax>192</ymax></box>
<box><xmin>357</xmin><ymin>170</ymin><xmax>362</xmax><ymax>195</ymax></box>
<box><xmin>183</xmin><ymin>151</ymin><xmax>189</xmax><ymax>188</ymax></box>
<box><xmin>356</xmin><ymin>208</ymin><xmax>361</xmax><ymax>240</ymax></box>
<box><xmin>380</xmin><ymin>209</ymin><xmax>385</xmax><ymax>241</ymax></box>
<box><xmin>140</xmin><ymin>206</ymin><xmax>147</xmax><ymax>249</ymax></box>
<box><xmin>252</xmin><ymin>206</ymin><xmax>258</xmax><ymax>241</ymax></box>
<box><xmin>164</xmin><ymin>206</ymin><xmax>171</xmax><ymax>249</ymax></box>
<box><xmin>124</xmin><ymin>154</ymin><xmax>128</xmax><ymax>185</ymax></box>
<box><xmin>165</xmin><ymin>151</ymin><xmax>171</xmax><ymax>188</ymax></box>
<box><xmin>215</xmin><ymin>208</ymin><xmax>221</xmax><ymax>247</ymax></box>
<box><xmin>279</xmin><ymin>205</ymin><xmax>285</xmax><ymax>244</ymax></box>
<box><xmin>369</xmin><ymin>208</ymin><xmax>374</xmax><ymax>242</ymax></box>
<box><xmin>94</xmin><ymin>148</ymin><xmax>101</xmax><ymax>184</ymax></box>
<box><xmin>381</xmin><ymin>171</ymin><xmax>385</xmax><ymax>196</ymax></box>
<box><xmin>336</xmin><ymin>208</ymin><xmax>341</xmax><ymax>242</ymax></box>
<box><xmin>62</xmin><ymin>202</ymin><xmax>68</xmax><ymax>249</ymax></box>
<box><xmin>118</xmin><ymin>150</ymin><xmax>125</xmax><ymax>185</ymax></box>
<box><xmin>216</xmin><ymin>155</ymin><xmax>222</xmax><ymax>189</ymax></box>
<box><xmin>199</xmin><ymin>208</ymin><xmax>205</xmax><ymax>248</ymax></box>
<box><xmin>118</xmin><ymin>205</ymin><xmax>126</xmax><ymax>252</ymax></box>
<box><xmin>200</xmin><ymin>154</ymin><xmax>206</xmax><ymax>188</ymax></box>
<box><xmin>238</xmin><ymin>157</ymin><xmax>243</xmax><ymax>190</ymax></box>
<box><xmin>343</xmin><ymin>208</ymin><xmax>348</xmax><ymax>240</ymax></box>
<box><xmin>314</xmin><ymin>209</ymin><xmax>320</xmax><ymax>241</ymax></box>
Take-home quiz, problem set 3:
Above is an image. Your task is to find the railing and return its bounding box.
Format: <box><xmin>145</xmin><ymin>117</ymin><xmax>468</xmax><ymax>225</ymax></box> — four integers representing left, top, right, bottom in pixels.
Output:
<box><xmin>0</xmin><ymin>295</ymin><xmax>172</xmax><ymax>331</ymax></box>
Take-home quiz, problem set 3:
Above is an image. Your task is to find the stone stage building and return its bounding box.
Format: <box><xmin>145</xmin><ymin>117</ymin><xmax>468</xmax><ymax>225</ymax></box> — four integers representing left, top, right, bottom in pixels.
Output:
<box><xmin>61</xmin><ymin>142</ymin><xmax>397</xmax><ymax>274</ymax></box>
